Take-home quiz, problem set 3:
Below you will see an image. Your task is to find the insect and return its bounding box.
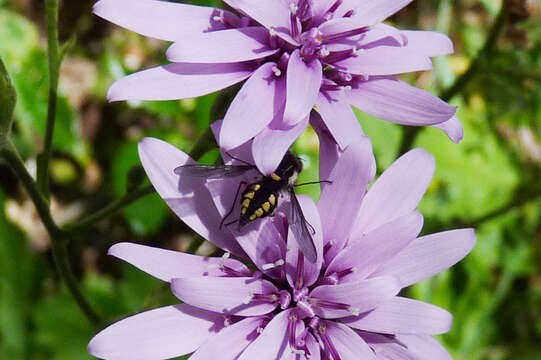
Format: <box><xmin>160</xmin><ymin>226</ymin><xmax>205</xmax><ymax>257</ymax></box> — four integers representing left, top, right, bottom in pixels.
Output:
<box><xmin>174</xmin><ymin>151</ymin><xmax>327</xmax><ymax>263</ymax></box>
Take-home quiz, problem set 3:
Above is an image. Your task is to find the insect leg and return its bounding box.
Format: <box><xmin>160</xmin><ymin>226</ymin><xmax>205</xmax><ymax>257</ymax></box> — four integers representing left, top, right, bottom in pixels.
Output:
<box><xmin>219</xmin><ymin>181</ymin><xmax>247</xmax><ymax>230</ymax></box>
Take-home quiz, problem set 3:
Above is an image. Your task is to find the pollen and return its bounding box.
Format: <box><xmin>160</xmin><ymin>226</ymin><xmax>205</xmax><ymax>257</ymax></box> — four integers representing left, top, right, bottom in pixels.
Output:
<box><xmin>271</xmin><ymin>173</ymin><xmax>281</xmax><ymax>181</ymax></box>
<box><xmin>244</xmin><ymin>191</ymin><xmax>255</xmax><ymax>199</ymax></box>
<box><xmin>269</xmin><ymin>194</ymin><xmax>276</xmax><ymax>206</ymax></box>
<box><xmin>262</xmin><ymin>202</ymin><xmax>271</xmax><ymax>212</ymax></box>
<box><xmin>255</xmin><ymin>208</ymin><xmax>264</xmax><ymax>217</ymax></box>
<box><xmin>242</xmin><ymin>199</ymin><xmax>250</xmax><ymax>208</ymax></box>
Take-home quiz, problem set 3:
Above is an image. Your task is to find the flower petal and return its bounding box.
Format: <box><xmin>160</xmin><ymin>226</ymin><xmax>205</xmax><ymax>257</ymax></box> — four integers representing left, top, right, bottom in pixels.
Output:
<box><xmin>325</xmin><ymin>321</ymin><xmax>377</xmax><ymax>360</ymax></box>
<box><xmin>310</xmin><ymin>110</ymin><xmax>341</xmax><ymax>182</ymax></box>
<box><xmin>93</xmin><ymin>0</ymin><xmax>236</xmax><ymax>42</ymax></box>
<box><xmin>220</xmin><ymin>62</ymin><xmax>286</xmax><ymax>151</ymax></box>
<box><xmin>233</xmin><ymin>217</ymin><xmax>288</xmax><ymax>280</ymax></box>
<box><xmin>344</xmin><ymin>297</ymin><xmax>452</xmax><ymax>335</ymax></box>
<box><xmin>333</xmin><ymin>47</ymin><xmax>432</xmax><ymax>76</ymax></box>
<box><xmin>315</xmin><ymin>91</ymin><xmax>365</xmax><ymax>150</ymax></box>
<box><xmin>359</xmin><ymin>332</ymin><xmax>416</xmax><ymax>360</ymax></box>
<box><xmin>373</xmin><ymin>229</ymin><xmax>476</xmax><ymax>287</ymax></box>
<box><xmin>283</xmin><ymin>51</ymin><xmax>322</xmax><ymax>126</ymax></box>
<box><xmin>138</xmin><ymin>137</ymin><xmax>245</xmax><ymax>255</ymax></box>
<box><xmin>352</xmin><ymin>148</ymin><xmax>435</xmax><ymax>234</ymax></box>
<box><xmin>108</xmin><ymin>62</ymin><xmax>253</xmax><ymax>102</ymax></box>
<box><xmin>238</xmin><ymin>309</ymin><xmax>292</xmax><ymax>360</ymax></box>
<box><xmin>317</xmin><ymin>139</ymin><xmax>373</xmax><ymax>262</ymax></box>
<box><xmin>252</xmin><ymin>114</ymin><xmax>309</xmax><ymax>175</ymax></box>
<box><xmin>432</xmin><ymin>115</ymin><xmax>464</xmax><ymax>143</ymax></box>
<box><xmin>108</xmin><ymin>242</ymin><xmax>250</xmax><ymax>282</ymax></box>
<box><xmin>354</xmin><ymin>0</ymin><xmax>414</xmax><ymax>24</ymax></box>
<box><xmin>326</xmin><ymin>211</ymin><xmax>423</xmax><ymax>280</ymax></box>
<box><xmin>394</xmin><ymin>335</ymin><xmax>452</xmax><ymax>360</ymax></box>
<box><xmin>88</xmin><ymin>304</ymin><xmax>222</xmax><ymax>360</ymax></box>
<box><xmin>190</xmin><ymin>317</ymin><xmax>264</xmax><ymax>360</ymax></box>
<box><xmin>346</xmin><ymin>77</ymin><xmax>457</xmax><ymax>126</ymax></box>
<box><xmin>310</xmin><ymin>276</ymin><xmax>400</xmax><ymax>319</ymax></box>
<box><xmin>166</xmin><ymin>27</ymin><xmax>278</xmax><ymax>63</ymax></box>
<box><xmin>171</xmin><ymin>277</ymin><xmax>278</xmax><ymax>316</ymax></box>
<box><xmin>223</xmin><ymin>0</ymin><xmax>297</xmax><ymax>45</ymax></box>
<box><xmin>402</xmin><ymin>30</ymin><xmax>454</xmax><ymax>57</ymax></box>
<box><xmin>286</xmin><ymin>195</ymin><xmax>324</xmax><ymax>288</ymax></box>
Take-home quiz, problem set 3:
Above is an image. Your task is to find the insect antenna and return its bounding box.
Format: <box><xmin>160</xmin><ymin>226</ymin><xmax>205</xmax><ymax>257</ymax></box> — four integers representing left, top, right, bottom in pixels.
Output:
<box><xmin>220</xmin><ymin>181</ymin><xmax>247</xmax><ymax>230</ymax></box>
<box><xmin>294</xmin><ymin>180</ymin><xmax>333</xmax><ymax>187</ymax></box>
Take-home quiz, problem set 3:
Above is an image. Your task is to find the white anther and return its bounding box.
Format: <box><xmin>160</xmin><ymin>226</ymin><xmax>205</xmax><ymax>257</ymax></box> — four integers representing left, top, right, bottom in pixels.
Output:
<box><xmin>219</xmin><ymin>251</ymin><xmax>231</xmax><ymax>266</ymax></box>
<box><xmin>224</xmin><ymin>317</ymin><xmax>232</xmax><ymax>327</ymax></box>
<box><xmin>348</xmin><ymin>306</ymin><xmax>361</xmax><ymax>316</ymax></box>
<box><xmin>262</xmin><ymin>263</ymin><xmax>275</xmax><ymax>270</ymax></box>
<box><xmin>271</xmin><ymin>294</ymin><xmax>279</xmax><ymax>302</ymax></box>
<box><xmin>272</xmin><ymin>66</ymin><xmax>282</xmax><ymax>77</ymax></box>
<box><xmin>257</xmin><ymin>326</ymin><xmax>265</xmax><ymax>333</ymax></box>
<box><xmin>343</xmin><ymin>85</ymin><xmax>352</xmax><ymax>91</ymax></box>
<box><xmin>291</xmin><ymin>347</ymin><xmax>306</xmax><ymax>355</ymax></box>
<box><xmin>350</xmin><ymin>266</ymin><xmax>358</xmax><ymax>273</ymax></box>
<box><xmin>275</xmin><ymin>259</ymin><xmax>285</xmax><ymax>266</ymax></box>
<box><xmin>243</xmin><ymin>293</ymin><xmax>254</xmax><ymax>304</ymax></box>
<box><xmin>319</xmin><ymin>47</ymin><xmax>330</xmax><ymax>57</ymax></box>
<box><xmin>269</xmin><ymin>28</ymin><xmax>277</xmax><ymax>37</ymax></box>
<box><xmin>289</xmin><ymin>3</ymin><xmax>298</xmax><ymax>15</ymax></box>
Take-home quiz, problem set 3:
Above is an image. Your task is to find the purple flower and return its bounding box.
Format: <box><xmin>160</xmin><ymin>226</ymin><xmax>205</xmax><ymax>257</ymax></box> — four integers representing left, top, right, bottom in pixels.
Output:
<box><xmin>87</xmin><ymin>134</ymin><xmax>475</xmax><ymax>359</ymax></box>
<box><xmin>93</xmin><ymin>0</ymin><xmax>462</xmax><ymax>174</ymax></box>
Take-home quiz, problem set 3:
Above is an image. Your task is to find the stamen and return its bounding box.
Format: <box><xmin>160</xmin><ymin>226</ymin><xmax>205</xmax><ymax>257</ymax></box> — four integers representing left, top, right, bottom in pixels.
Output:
<box><xmin>295</xmin><ymin>251</ymin><xmax>305</xmax><ymax>289</ymax></box>
<box><xmin>268</xmin><ymin>28</ymin><xmax>278</xmax><ymax>48</ymax></box>
<box><xmin>344</xmin><ymin>9</ymin><xmax>355</xmax><ymax>17</ymax></box>
<box><xmin>348</xmin><ymin>306</ymin><xmax>361</xmax><ymax>316</ymax></box>
<box><xmin>245</xmin><ymin>293</ymin><xmax>279</xmax><ymax>305</ymax></box>
<box><xmin>322</xmin><ymin>26</ymin><xmax>371</xmax><ymax>43</ymax></box>
<box><xmin>223</xmin><ymin>316</ymin><xmax>232</xmax><ymax>327</ymax></box>
<box><xmin>271</xmin><ymin>66</ymin><xmax>282</xmax><ymax>77</ymax></box>
<box><xmin>310</xmin><ymin>298</ymin><xmax>359</xmax><ymax>315</ymax></box>
<box><xmin>328</xmin><ymin>0</ymin><xmax>342</xmax><ymax>14</ymax></box>
<box><xmin>279</xmin><ymin>290</ymin><xmax>291</xmax><ymax>309</ymax></box>
<box><xmin>243</xmin><ymin>293</ymin><xmax>254</xmax><ymax>305</ymax></box>
<box><xmin>319</xmin><ymin>46</ymin><xmax>330</xmax><ymax>57</ymax></box>
<box><xmin>289</xmin><ymin>3</ymin><xmax>298</xmax><ymax>15</ymax></box>
<box><xmin>318</xmin><ymin>323</ymin><xmax>342</xmax><ymax>360</ymax></box>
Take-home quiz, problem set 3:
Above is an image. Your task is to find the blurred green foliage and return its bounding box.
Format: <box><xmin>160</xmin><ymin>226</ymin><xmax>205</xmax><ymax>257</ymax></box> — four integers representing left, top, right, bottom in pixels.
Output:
<box><xmin>0</xmin><ymin>0</ymin><xmax>540</xmax><ymax>359</ymax></box>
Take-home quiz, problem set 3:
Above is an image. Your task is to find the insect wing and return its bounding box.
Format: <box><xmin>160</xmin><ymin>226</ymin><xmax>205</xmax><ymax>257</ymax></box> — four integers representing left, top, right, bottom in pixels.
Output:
<box><xmin>287</xmin><ymin>189</ymin><xmax>318</xmax><ymax>263</ymax></box>
<box><xmin>174</xmin><ymin>164</ymin><xmax>253</xmax><ymax>179</ymax></box>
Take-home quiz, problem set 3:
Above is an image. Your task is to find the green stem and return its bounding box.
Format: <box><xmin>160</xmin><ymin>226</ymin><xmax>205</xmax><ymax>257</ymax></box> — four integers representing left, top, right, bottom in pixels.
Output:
<box><xmin>64</xmin><ymin>185</ymin><xmax>155</xmax><ymax>234</ymax></box>
<box><xmin>0</xmin><ymin>139</ymin><xmax>102</xmax><ymax>326</ymax></box>
<box><xmin>50</xmin><ymin>238</ymin><xmax>101</xmax><ymax>326</ymax></box>
<box><xmin>37</xmin><ymin>0</ymin><xmax>61</xmax><ymax>199</ymax></box>
<box><xmin>397</xmin><ymin>0</ymin><xmax>509</xmax><ymax>156</ymax></box>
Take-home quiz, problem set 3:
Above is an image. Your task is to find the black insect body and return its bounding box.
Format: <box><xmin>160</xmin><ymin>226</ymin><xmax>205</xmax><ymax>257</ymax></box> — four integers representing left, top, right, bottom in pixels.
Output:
<box><xmin>238</xmin><ymin>152</ymin><xmax>302</xmax><ymax>228</ymax></box>
<box><xmin>174</xmin><ymin>151</ymin><xmax>319</xmax><ymax>263</ymax></box>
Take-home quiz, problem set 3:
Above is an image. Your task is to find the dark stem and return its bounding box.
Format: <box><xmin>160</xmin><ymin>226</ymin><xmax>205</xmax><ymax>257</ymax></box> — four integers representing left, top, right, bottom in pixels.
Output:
<box><xmin>37</xmin><ymin>0</ymin><xmax>61</xmax><ymax>199</ymax></box>
<box><xmin>397</xmin><ymin>0</ymin><xmax>509</xmax><ymax>156</ymax></box>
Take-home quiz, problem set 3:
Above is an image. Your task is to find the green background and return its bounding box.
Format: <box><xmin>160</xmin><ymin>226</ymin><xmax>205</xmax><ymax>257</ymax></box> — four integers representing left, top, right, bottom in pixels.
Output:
<box><xmin>0</xmin><ymin>0</ymin><xmax>540</xmax><ymax>359</ymax></box>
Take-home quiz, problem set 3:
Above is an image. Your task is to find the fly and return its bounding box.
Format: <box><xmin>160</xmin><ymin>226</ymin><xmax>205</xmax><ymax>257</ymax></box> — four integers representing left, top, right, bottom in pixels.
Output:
<box><xmin>174</xmin><ymin>151</ymin><xmax>328</xmax><ymax>263</ymax></box>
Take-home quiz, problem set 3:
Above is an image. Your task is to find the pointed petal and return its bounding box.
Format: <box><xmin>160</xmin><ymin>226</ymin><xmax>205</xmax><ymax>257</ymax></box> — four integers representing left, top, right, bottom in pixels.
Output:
<box><xmin>190</xmin><ymin>317</ymin><xmax>264</xmax><ymax>360</ymax></box>
<box><xmin>310</xmin><ymin>111</ymin><xmax>341</xmax><ymax>184</ymax></box>
<box><xmin>166</xmin><ymin>27</ymin><xmax>278</xmax><ymax>63</ymax></box>
<box><xmin>402</xmin><ymin>30</ymin><xmax>454</xmax><ymax>57</ymax></box>
<box><xmin>233</xmin><ymin>217</ymin><xmax>288</xmax><ymax>280</ymax></box>
<box><xmin>171</xmin><ymin>277</ymin><xmax>278</xmax><ymax>316</ymax></box>
<box><xmin>334</xmin><ymin>47</ymin><xmax>432</xmax><ymax>76</ymax></box>
<box><xmin>326</xmin><ymin>211</ymin><xmax>423</xmax><ymax>280</ymax></box>
<box><xmin>283</xmin><ymin>51</ymin><xmax>322</xmax><ymax>126</ymax></box>
<box><xmin>108</xmin><ymin>242</ymin><xmax>249</xmax><ymax>282</ymax></box>
<box><xmin>354</xmin><ymin>0</ymin><xmax>414</xmax><ymax>24</ymax></box>
<box><xmin>93</xmin><ymin>0</ymin><xmax>236</xmax><ymax>42</ymax></box>
<box><xmin>108</xmin><ymin>62</ymin><xmax>253</xmax><ymax>101</ymax></box>
<box><xmin>353</xmin><ymin>148</ymin><xmax>435</xmax><ymax>234</ymax></box>
<box><xmin>325</xmin><ymin>322</ymin><xmax>377</xmax><ymax>360</ymax></box>
<box><xmin>359</xmin><ymin>332</ymin><xmax>416</xmax><ymax>360</ymax></box>
<box><xmin>138</xmin><ymin>137</ymin><xmax>245</xmax><ymax>255</ymax></box>
<box><xmin>220</xmin><ymin>63</ymin><xmax>286</xmax><ymax>150</ymax></box>
<box><xmin>346</xmin><ymin>77</ymin><xmax>457</xmax><ymax>126</ymax></box>
<box><xmin>310</xmin><ymin>276</ymin><xmax>400</xmax><ymax>319</ymax></box>
<box><xmin>252</xmin><ymin>115</ymin><xmax>309</xmax><ymax>175</ymax></box>
<box><xmin>373</xmin><ymin>229</ymin><xmax>476</xmax><ymax>287</ymax></box>
<box><xmin>223</xmin><ymin>0</ymin><xmax>297</xmax><ymax>45</ymax></box>
<box><xmin>315</xmin><ymin>91</ymin><xmax>365</xmax><ymax>150</ymax></box>
<box><xmin>238</xmin><ymin>309</ymin><xmax>292</xmax><ymax>360</ymax></box>
<box><xmin>286</xmin><ymin>195</ymin><xmax>324</xmax><ymax>288</ymax></box>
<box><xmin>317</xmin><ymin>139</ymin><xmax>373</xmax><ymax>262</ymax></box>
<box><xmin>88</xmin><ymin>304</ymin><xmax>222</xmax><ymax>360</ymax></box>
<box><xmin>432</xmin><ymin>115</ymin><xmax>464</xmax><ymax>143</ymax></box>
<box><xmin>344</xmin><ymin>297</ymin><xmax>453</xmax><ymax>335</ymax></box>
<box><xmin>394</xmin><ymin>335</ymin><xmax>452</xmax><ymax>360</ymax></box>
